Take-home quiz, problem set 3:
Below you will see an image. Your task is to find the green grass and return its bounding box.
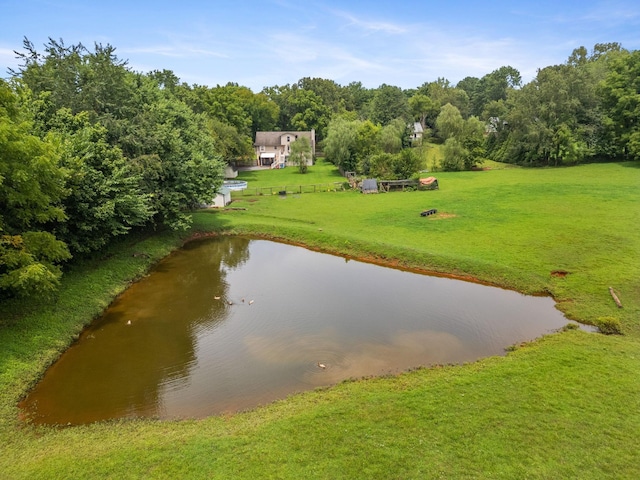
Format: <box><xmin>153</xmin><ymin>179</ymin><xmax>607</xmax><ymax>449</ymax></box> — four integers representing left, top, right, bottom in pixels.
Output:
<box><xmin>1</xmin><ymin>162</ymin><xmax>639</xmax><ymax>479</ymax></box>
<box><xmin>232</xmin><ymin>158</ymin><xmax>346</xmax><ymax>195</ymax></box>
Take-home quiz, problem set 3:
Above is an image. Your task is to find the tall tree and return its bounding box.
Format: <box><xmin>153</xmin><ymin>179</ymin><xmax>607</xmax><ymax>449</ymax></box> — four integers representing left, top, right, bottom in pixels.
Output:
<box><xmin>127</xmin><ymin>97</ymin><xmax>225</xmax><ymax>230</ymax></box>
<box><xmin>288</xmin><ymin>136</ymin><xmax>312</xmax><ymax>173</ymax></box>
<box><xmin>323</xmin><ymin>117</ymin><xmax>360</xmax><ymax>172</ymax></box>
<box><xmin>369</xmin><ymin>84</ymin><xmax>410</xmax><ymax>126</ymax></box>
<box><xmin>418</xmin><ymin>78</ymin><xmax>470</xmax><ymax>119</ymax></box>
<box><xmin>50</xmin><ymin>109</ymin><xmax>154</xmax><ymax>254</ymax></box>
<box><xmin>435</xmin><ymin>103</ymin><xmax>465</xmax><ymax>140</ymax></box>
<box><xmin>0</xmin><ymin>80</ymin><xmax>70</xmax><ymax>296</ymax></box>
<box><xmin>296</xmin><ymin>77</ymin><xmax>346</xmax><ymax>114</ymax></box>
<box><xmin>436</xmin><ymin>103</ymin><xmax>485</xmax><ymax>170</ymax></box>
<box><xmin>599</xmin><ymin>49</ymin><xmax>640</xmax><ymax>159</ymax></box>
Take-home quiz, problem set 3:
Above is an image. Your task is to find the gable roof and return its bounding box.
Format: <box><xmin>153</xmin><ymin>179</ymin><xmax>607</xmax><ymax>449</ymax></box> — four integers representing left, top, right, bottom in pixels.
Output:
<box><xmin>254</xmin><ymin>131</ymin><xmax>314</xmax><ymax>147</ymax></box>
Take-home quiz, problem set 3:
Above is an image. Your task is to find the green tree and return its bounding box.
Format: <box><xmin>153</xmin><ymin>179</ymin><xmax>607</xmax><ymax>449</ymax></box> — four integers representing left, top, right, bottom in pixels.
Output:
<box><xmin>290</xmin><ymin>89</ymin><xmax>332</xmax><ymax>139</ymax></box>
<box><xmin>409</xmin><ymin>93</ymin><xmax>438</xmax><ymax>131</ymax></box>
<box><xmin>128</xmin><ymin>97</ymin><xmax>226</xmax><ymax>230</ymax></box>
<box><xmin>418</xmin><ymin>78</ymin><xmax>470</xmax><ymax>119</ymax></box>
<box><xmin>436</xmin><ymin>103</ymin><xmax>485</xmax><ymax>170</ymax></box>
<box><xmin>296</xmin><ymin>77</ymin><xmax>346</xmax><ymax>114</ymax></box>
<box><xmin>378</xmin><ymin>118</ymin><xmax>408</xmax><ymax>153</ymax></box>
<box><xmin>599</xmin><ymin>49</ymin><xmax>640</xmax><ymax>159</ymax></box>
<box><xmin>323</xmin><ymin>117</ymin><xmax>359</xmax><ymax>172</ymax></box>
<box><xmin>441</xmin><ymin>137</ymin><xmax>466</xmax><ymax>171</ymax></box>
<box><xmin>367</xmin><ymin>148</ymin><xmax>422</xmax><ymax>179</ymax></box>
<box><xmin>206</xmin><ymin>117</ymin><xmax>254</xmax><ymax>164</ymax></box>
<box><xmin>0</xmin><ymin>80</ymin><xmax>70</xmax><ymax>296</ymax></box>
<box><xmin>342</xmin><ymin>81</ymin><xmax>373</xmax><ymax>116</ymax></box>
<box><xmin>50</xmin><ymin>109</ymin><xmax>154</xmax><ymax>254</ymax></box>
<box><xmin>394</xmin><ymin>148</ymin><xmax>423</xmax><ymax>179</ymax></box>
<box><xmin>288</xmin><ymin>136</ymin><xmax>312</xmax><ymax>173</ymax></box>
<box><xmin>355</xmin><ymin>120</ymin><xmax>382</xmax><ymax>163</ymax></box>
<box><xmin>469</xmin><ymin>66</ymin><xmax>522</xmax><ymax>117</ymax></box>
<box><xmin>435</xmin><ymin>103</ymin><xmax>464</xmax><ymax>140</ymax></box>
<box><xmin>367</xmin><ymin>152</ymin><xmax>395</xmax><ymax>179</ymax></box>
<box><xmin>369</xmin><ymin>84</ymin><xmax>410</xmax><ymax>126</ymax></box>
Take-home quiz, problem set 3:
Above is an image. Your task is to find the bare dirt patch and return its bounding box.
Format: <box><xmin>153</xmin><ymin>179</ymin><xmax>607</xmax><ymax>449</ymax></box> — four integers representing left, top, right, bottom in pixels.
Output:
<box><xmin>429</xmin><ymin>213</ymin><xmax>457</xmax><ymax>220</ymax></box>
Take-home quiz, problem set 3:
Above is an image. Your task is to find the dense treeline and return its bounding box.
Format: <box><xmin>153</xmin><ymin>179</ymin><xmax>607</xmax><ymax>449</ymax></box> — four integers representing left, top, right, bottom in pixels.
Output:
<box><xmin>1</xmin><ymin>38</ymin><xmax>639</xmax><ymax>299</ymax></box>
<box><xmin>1</xmin><ymin>39</ymin><xmax>228</xmax><ymax>297</ymax></box>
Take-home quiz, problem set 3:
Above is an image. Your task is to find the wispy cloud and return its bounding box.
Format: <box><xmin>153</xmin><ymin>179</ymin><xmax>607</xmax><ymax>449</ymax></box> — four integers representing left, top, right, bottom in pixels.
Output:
<box><xmin>580</xmin><ymin>4</ymin><xmax>640</xmax><ymax>24</ymax></box>
<box><xmin>121</xmin><ymin>45</ymin><xmax>228</xmax><ymax>59</ymax></box>
<box><xmin>331</xmin><ymin>9</ymin><xmax>409</xmax><ymax>35</ymax></box>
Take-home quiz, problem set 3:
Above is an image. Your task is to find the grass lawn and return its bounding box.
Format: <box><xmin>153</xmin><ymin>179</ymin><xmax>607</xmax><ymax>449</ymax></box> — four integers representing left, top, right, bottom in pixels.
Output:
<box><xmin>232</xmin><ymin>158</ymin><xmax>346</xmax><ymax>196</ymax></box>
<box><xmin>1</xmin><ymin>161</ymin><xmax>639</xmax><ymax>479</ymax></box>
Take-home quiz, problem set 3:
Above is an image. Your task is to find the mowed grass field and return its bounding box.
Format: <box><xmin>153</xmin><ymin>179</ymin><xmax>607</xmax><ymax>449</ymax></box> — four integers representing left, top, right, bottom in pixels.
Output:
<box><xmin>1</xmin><ymin>160</ymin><xmax>639</xmax><ymax>479</ymax></box>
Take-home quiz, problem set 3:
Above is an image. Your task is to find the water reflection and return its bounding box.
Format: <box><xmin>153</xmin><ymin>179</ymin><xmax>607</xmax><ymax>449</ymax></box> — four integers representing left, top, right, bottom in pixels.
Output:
<box><xmin>21</xmin><ymin>237</ymin><xmax>569</xmax><ymax>425</ymax></box>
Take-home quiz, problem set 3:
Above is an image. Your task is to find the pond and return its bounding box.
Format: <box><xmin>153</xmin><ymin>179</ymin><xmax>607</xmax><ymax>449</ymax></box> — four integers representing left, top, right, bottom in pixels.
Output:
<box><xmin>21</xmin><ymin>237</ymin><xmax>571</xmax><ymax>425</ymax></box>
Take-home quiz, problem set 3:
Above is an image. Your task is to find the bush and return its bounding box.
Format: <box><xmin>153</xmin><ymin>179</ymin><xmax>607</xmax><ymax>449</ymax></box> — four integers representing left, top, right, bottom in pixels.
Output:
<box><xmin>595</xmin><ymin>316</ymin><xmax>623</xmax><ymax>335</ymax></box>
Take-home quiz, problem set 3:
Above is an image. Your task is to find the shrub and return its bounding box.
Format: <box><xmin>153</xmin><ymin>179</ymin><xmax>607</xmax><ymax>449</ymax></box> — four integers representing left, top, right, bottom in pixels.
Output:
<box><xmin>595</xmin><ymin>316</ymin><xmax>623</xmax><ymax>335</ymax></box>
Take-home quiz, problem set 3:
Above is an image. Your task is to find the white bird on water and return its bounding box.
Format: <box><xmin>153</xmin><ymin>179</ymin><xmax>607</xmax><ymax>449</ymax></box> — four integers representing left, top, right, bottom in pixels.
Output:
<box><xmin>317</xmin><ymin>362</ymin><xmax>326</xmax><ymax>369</ymax></box>
<box><xmin>248</xmin><ymin>300</ymin><xmax>254</xmax><ymax>305</ymax></box>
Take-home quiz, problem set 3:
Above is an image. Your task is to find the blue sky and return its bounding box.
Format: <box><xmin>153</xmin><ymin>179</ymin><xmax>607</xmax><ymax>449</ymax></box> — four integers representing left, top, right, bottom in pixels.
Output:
<box><xmin>1</xmin><ymin>0</ymin><xmax>639</xmax><ymax>91</ymax></box>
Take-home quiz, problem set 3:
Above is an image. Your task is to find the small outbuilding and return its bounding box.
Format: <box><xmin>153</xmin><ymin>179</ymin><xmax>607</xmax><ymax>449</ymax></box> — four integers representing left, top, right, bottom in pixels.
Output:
<box><xmin>211</xmin><ymin>186</ymin><xmax>232</xmax><ymax>208</ymax></box>
<box><xmin>361</xmin><ymin>179</ymin><xmax>379</xmax><ymax>194</ymax></box>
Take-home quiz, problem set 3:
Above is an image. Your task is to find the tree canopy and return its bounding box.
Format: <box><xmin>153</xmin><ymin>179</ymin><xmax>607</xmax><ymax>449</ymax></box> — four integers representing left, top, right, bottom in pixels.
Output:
<box><xmin>3</xmin><ymin>36</ymin><xmax>639</xmax><ymax>299</ymax></box>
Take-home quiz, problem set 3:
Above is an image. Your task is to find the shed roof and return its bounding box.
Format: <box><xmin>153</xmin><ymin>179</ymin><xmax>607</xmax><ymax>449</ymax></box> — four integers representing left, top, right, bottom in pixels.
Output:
<box><xmin>361</xmin><ymin>179</ymin><xmax>378</xmax><ymax>193</ymax></box>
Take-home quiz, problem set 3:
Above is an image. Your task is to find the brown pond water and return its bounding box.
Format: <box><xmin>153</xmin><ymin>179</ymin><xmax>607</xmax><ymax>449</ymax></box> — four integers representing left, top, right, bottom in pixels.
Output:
<box><xmin>21</xmin><ymin>236</ymin><xmax>570</xmax><ymax>425</ymax></box>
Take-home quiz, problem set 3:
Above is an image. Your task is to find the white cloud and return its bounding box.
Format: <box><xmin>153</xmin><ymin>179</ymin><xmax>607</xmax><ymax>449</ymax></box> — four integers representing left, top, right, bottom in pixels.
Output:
<box><xmin>331</xmin><ymin>9</ymin><xmax>410</xmax><ymax>35</ymax></box>
<box><xmin>121</xmin><ymin>45</ymin><xmax>228</xmax><ymax>59</ymax></box>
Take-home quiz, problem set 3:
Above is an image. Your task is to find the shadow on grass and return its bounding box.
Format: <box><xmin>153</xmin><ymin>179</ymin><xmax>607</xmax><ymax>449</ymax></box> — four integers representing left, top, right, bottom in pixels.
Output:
<box><xmin>619</xmin><ymin>160</ymin><xmax>640</xmax><ymax>169</ymax></box>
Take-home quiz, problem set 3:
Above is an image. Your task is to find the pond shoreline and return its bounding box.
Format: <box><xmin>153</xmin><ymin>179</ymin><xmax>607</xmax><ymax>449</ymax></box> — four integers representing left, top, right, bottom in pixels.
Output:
<box><xmin>186</xmin><ymin>229</ymin><xmax>552</xmax><ymax>296</ymax></box>
<box><xmin>21</xmin><ymin>235</ymin><xmax>571</xmax><ymax>425</ymax></box>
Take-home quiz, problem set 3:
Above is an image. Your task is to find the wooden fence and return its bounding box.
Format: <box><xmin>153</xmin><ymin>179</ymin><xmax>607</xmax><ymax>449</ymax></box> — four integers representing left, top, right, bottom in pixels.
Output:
<box><xmin>231</xmin><ymin>181</ymin><xmax>350</xmax><ymax>197</ymax></box>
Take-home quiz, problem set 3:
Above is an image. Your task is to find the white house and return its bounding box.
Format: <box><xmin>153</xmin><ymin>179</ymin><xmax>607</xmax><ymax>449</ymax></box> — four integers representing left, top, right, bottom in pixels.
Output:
<box><xmin>254</xmin><ymin>130</ymin><xmax>316</xmax><ymax>168</ymax></box>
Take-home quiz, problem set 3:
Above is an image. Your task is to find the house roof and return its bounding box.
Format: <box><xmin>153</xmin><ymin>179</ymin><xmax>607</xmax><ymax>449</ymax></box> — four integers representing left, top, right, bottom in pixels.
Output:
<box><xmin>413</xmin><ymin>122</ymin><xmax>424</xmax><ymax>133</ymax></box>
<box><xmin>254</xmin><ymin>131</ymin><xmax>315</xmax><ymax>147</ymax></box>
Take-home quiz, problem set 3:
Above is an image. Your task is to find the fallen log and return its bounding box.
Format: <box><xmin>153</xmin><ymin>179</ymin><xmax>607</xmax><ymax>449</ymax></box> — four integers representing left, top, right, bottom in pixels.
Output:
<box><xmin>609</xmin><ymin>287</ymin><xmax>623</xmax><ymax>308</ymax></box>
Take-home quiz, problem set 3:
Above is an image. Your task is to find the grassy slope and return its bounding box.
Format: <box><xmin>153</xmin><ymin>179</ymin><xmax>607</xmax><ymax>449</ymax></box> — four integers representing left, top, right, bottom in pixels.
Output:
<box><xmin>1</xmin><ymin>161</ymin><xmax>639</xmax><ymax>479</ymax></box>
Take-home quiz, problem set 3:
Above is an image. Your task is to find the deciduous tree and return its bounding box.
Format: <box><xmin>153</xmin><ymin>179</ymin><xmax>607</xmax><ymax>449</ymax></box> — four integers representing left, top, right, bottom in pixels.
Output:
<box><xmin>0</xmin><ymin>80</ymin><xmax>70</xmax><ymax>296</ymax></box>
<box><xmin>288</xmin><ymin>136</ymin><xmax>312</xmax><ymax>173</ymax></box>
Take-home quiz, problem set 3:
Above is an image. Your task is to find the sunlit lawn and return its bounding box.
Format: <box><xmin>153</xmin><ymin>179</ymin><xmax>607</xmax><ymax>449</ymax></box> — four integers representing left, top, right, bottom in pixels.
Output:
<box><xmin>1</xmin><ymin>161</ymin><xmax>639</xmax><ymax>479</ymax></box>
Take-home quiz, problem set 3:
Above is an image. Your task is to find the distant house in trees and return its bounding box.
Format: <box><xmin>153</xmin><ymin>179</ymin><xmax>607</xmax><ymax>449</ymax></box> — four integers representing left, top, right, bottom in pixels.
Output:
<box><xmin>410</xmin><ymin>122</ymin><xmax>424</xmax><ymax>143</ymax></box>
<box><xmin>254</xmin><ymin>130</ymin><xmax>316</xmax><ymax>169</ymax></box>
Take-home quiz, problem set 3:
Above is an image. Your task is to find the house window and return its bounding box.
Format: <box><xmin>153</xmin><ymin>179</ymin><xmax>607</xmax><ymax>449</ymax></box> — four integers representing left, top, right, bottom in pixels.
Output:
<box><xmin>260</xmin><ymin>146</ymin><xmax>265</xmax><ymax>152</ymax></box>
<box><xmin>287</xmin><ymin>136</ymin><xmax>290</xmax><ymax>142</ymax></box>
